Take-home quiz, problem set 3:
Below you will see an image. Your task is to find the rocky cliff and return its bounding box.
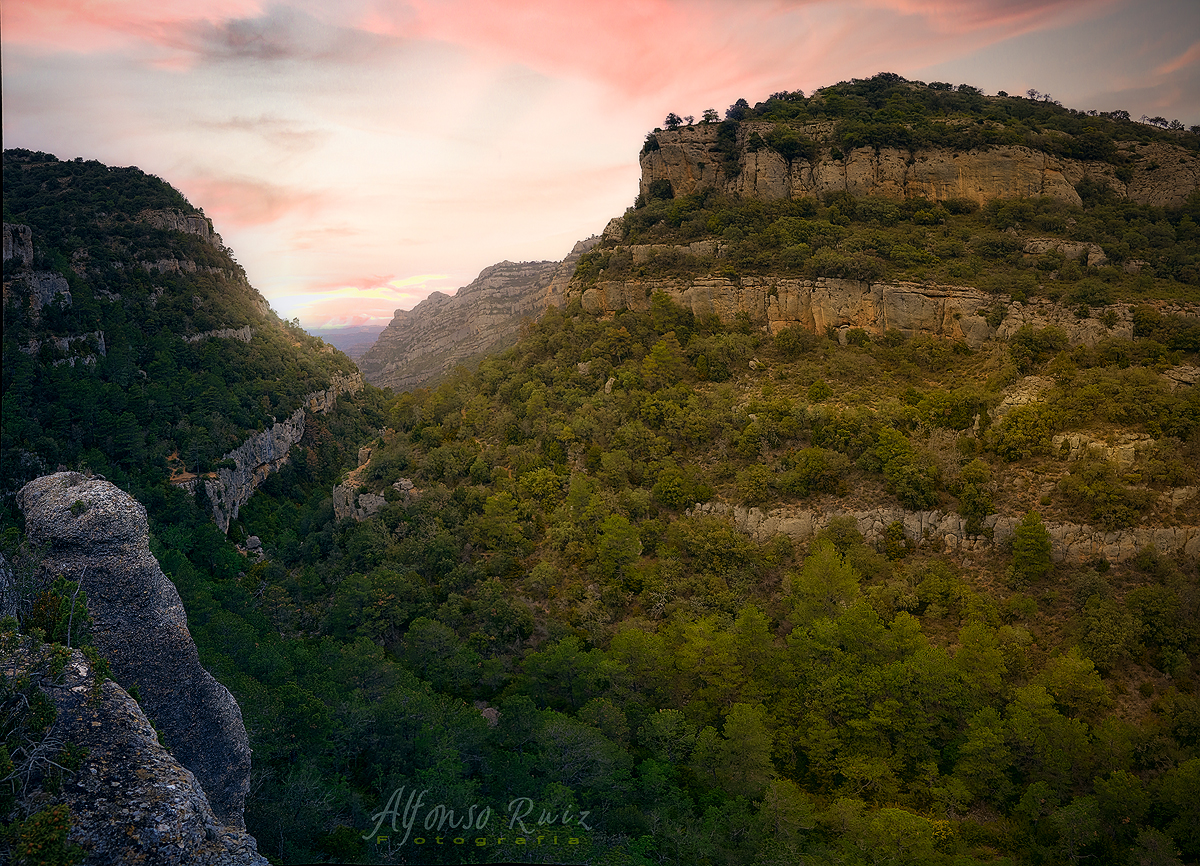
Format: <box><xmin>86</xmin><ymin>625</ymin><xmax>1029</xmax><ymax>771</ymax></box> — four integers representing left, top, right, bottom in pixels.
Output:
<box><xmin>17</xmin><ymin>472</ymin><xmax>256</xmax><ymax>831</ymax></box>
<box><xmin>695</xmin><ymin>500</ymin><xmax>1200</xmax><ymax>565</ymax></box>
<box><xmin>181</xmin><ymin>371</ymin><xmax>364</xmax><ymax>532</ymax></box>
<box><xmin>1</xmin><ymin>638</ymin><xmax>268</xmax><ymax>865</ymax></box>
<box><xmin>573</xmin><ymin>269</ymin><xmax>1200</xmax><ymax>348</ymax></box>
<box><xmin>359</xmin><ymin>236</ymin><xmax>599</xmax><ymax>391</ymax></box>
<box><xmin>642</xmin><ymin>125</ymin><xmax>1200</xmax><ymax>208</ymax></box>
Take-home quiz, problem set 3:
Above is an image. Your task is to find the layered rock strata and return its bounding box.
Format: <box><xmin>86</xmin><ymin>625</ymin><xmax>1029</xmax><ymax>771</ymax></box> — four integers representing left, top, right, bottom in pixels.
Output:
<box><xmin>642</xmin><ymin>126</ymin><xmax>1200</xmax><ymax>208</ymax></box>
<box><xmin>180</xmin><ymin>371</ymin><xmax>364</xmax><ymax>532</ymax></box>
<box><xmin>572</xmin><ymin>273</ymin><xmax>1170</xmax><ymax>347</ymax></box>
<box><xmin>360</xmin><ymin>237</ymin><xmax>599</xmax><ymax>391</ymax></box>
<box><xmin>693</xmin><ymin>501</ymin><xmax>1200</xmax><ymax>564</ymax></box>
<box><xmin>1</xmin><ymin>640</ymin><xmax>269</xmax><ymax>865</ymax></box>
<box><xmin>17</xmin><ymin>473</ymin><xmax>255</xmax><ymax>830</ymax></box>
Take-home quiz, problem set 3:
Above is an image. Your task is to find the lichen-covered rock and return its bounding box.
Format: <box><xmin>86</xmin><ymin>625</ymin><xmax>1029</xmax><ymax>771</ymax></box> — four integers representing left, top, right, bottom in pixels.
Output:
<box><xmin>1</xmin><ymin>639</ymin><xmax>268</xmax><ymax>865</ymax></box>
<box><xmin>17</xmin><ymin>472</ymin><xmax>253</xmax><ymax>829</ymax></box>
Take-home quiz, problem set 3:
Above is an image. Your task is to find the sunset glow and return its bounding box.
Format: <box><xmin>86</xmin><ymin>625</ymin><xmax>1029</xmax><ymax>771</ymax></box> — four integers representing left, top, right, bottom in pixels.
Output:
<box><xmin>3</xmin><ymin>0</ymin><xmax>1197</xmax><ymax>327</ymax></box>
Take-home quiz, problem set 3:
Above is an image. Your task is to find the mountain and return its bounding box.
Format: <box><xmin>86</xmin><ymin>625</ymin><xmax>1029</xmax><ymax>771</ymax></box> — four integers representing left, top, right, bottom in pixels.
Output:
<box><xmin>571</xmin><ymin>75</ymin><xmax>1200</xmax><ymax>333</ymax></box>
<box><xmin>1</xmin><ymin>149</ymin><xmax>384</xmax><ymax>862</ymax></box>
<box><xmin>1</xmin><ymin>149</ymin><xmax>372</xmax><ymax>529</ymax></box>
<box><xmin>3</xmin><ymin>77</ymin><xmax>1200</xmax><ymax>866</ymax></box>
<box><xmin>304</xmin><ymin>323</ymin><xmax>388</xmax><ymax>360</ymax></box>
<box><xmin>358</xmin><ymin>235</ymin><xmax>598</xmax><ymax>391</ymax></box>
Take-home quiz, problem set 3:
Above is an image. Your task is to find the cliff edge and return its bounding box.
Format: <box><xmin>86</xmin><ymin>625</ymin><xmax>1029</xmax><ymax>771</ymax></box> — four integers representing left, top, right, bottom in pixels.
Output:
<box><xmin>17</xmin><ymin>472</ymin><xmax>253</xmax><ymax>830</ymax></box>
<box><xmin>1</xmin><ymin>638</ymin><xmax>268</xmax><ymax>865</ymax></box>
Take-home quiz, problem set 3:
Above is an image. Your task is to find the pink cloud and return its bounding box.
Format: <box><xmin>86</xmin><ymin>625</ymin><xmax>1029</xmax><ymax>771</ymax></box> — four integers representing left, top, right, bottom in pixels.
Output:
<box><xmin>1155</xmin><ymin>40</ymin><xmax>1200</xmax><ymax>77</ymax></box>
<box><xmin>3</xmin><ymin>0</ymin><xmax>266</xmax><ymax>52</ymax></box>
<box><xmin>352</xmin><ymin>0</ymin><xmax>1117</xmax><ymax>101</ymax></box>
<box><xmin>182</xmin><ymin>175</ymin><xmax>327</xmax><ymax>227</ymax></box>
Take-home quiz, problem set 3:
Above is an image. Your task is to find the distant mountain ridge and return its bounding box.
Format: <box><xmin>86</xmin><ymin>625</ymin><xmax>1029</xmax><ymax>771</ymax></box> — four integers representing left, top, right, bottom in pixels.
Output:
<box><xmin>358</xmin><ymin>236</ymin><xmax>599</xmax><ymax>391</ymax></box>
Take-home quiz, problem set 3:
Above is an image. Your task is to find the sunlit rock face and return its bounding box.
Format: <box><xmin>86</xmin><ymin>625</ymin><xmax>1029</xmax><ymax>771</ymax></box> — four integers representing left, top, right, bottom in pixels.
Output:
<box><xmin>641</xmin><ymin>125</ymin><xmax>1200</xmax><ymax>208</ymax></box>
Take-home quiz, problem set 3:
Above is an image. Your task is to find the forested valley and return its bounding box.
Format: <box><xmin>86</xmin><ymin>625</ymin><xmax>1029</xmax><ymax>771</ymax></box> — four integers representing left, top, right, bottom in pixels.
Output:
<box><xmin>3</xmin><ymin>77</ymin><xmax>1200</xmax><ymax>866</ymax></box>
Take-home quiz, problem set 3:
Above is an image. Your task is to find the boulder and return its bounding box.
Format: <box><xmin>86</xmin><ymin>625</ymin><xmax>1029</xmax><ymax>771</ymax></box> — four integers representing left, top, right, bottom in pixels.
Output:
<box><xmin>17</xmin><ymin>472</ymin><xmax>253</xmax><ymax>829</ymax></box>
<box><xmin>1</xmin><ymin>637</ymin><xmax>268</xmax><ymax>865</ymax></box>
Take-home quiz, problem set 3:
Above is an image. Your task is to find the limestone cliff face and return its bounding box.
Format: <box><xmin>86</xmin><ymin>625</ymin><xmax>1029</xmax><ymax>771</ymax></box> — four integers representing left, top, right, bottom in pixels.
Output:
<box><xmin>1</xmin><ymin>640</ymin><xmax>268</xmax><ymax>865</ymax></box>
<box><xmin>572</xmin><ymin>271</ymin><xmax>1186</xmax><ymax>348</ymax></box>
<box><xmin>695</xmin><ymin>500</ymin><xmax>1200</xmax><ymax>565</ymax></box>
<box><xmin>140</xmin><ymin>208</ymin><xmax>225</xmax><ymax>249</ymax></box>
<box><xmin>359</xmin><ymin>237</ymin><xmax>599</xmax><ymax>391</ymax></box>
<box><xmin>16</xmin><ymin>472</ymin><xmax>257</xmax><ymax>832</ymax></box>
<box><xmin>183</xmin><ymin>371</ymin><xmax>364</xmax><ymax>532</ymax></box>
<box><xmin>3</xmin><ymin>222</ymin><xmax>74</xmax><ymax>323</ymax></box>
<box><xmin>641</xmin><ymin>125</ymin><xmax>1200</xmax><ymax>208</ymax></box>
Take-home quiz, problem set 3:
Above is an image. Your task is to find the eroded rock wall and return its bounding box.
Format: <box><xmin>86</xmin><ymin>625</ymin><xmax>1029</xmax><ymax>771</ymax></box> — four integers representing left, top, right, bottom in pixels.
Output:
<box><xmin>17</xmin><ymin>473</ymin><xmax>255</xmax><ymax>830</ymax></box>
<box><xmin>182</xmin><ymin>372</ymin><xmax>364</xmax><ymax>532</ymax></box>
<box><xmin>573</xmin><ymin>273</ymin><xmax>1158</xmax><ymax>347</ymax></box>
<box><xmin>642</xmin><ymin>125</ymin><xmax>1200</xmax><ymax>208</ymax></box>
<box><xmin>693</xmin><ymin>501</ymin><xmax>1200</xmax><ymax>564</ymax></box>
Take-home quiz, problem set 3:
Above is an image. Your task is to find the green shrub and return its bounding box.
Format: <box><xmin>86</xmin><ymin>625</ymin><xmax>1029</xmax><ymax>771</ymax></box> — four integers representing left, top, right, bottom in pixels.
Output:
<box><xmin>1009</xmin><ymin>510</ymin><xmax>1052</xmax><ymax>587</ymax></box>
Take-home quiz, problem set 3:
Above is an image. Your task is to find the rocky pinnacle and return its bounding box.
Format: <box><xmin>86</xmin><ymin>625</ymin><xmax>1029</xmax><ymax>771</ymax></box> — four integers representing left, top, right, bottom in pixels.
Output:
<box><xmin>17</xmin><ymin>472</ymin><xmax>253</xmax><ymax>829</ymax></box>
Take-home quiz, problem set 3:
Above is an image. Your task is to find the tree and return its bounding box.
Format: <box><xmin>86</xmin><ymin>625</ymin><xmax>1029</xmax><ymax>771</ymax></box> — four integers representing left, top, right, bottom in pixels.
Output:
<box><xmin>702</xmin><ymin>108</ymin><xmax>719</xmax><ymax>124</ymax></box>
<box><xmin>1011</xmin><ymin>510</ymin><xmax>1052</xmax><ymax>587</ymax></box>
<box><xmin>726</xmin><ymin>98</ymin><xmax>750</xmax><ymax>121</ymax></box>
<box><xmin>664</xmin><ymin>112</ymin><xmax>683</xmax><ymax>130</ymax></box>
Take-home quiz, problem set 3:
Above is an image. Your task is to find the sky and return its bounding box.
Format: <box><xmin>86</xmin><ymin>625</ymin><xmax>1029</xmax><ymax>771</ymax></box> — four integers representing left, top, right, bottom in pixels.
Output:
<box><xmin>3</xmin><ymin>0</ymin><xmax>1198</xmax><ymax>329</ymax></box>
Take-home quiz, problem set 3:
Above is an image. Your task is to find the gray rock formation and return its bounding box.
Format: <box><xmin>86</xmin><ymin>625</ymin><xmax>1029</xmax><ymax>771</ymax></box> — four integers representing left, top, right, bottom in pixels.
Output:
<box><xmin>3</xmin><ymin>222</ymin><xmax>74</xmax><ymax>322</ymax></box>
<box><xmin>140</xmin><ymin>208</ymin><xmax>224</xmax><ymax>248</ymax></box>
<box><xmin>182</xmin><ymin>371</ymin><xmax>364</xmax><ymax>531</ymax></box>
<box><xmin>570</xmin><ymin>272</ymin><xmax>1189</xmax><ymax>348</ymax></box>
<box><xmin>3</xmin><ymin>222</ymin><xmax>34</xmax><ymax>266</ymax></box>
<box><xmin>332</xmin><ymin>484</ymin><xmax>387</xmax><ymax>521</ymax></box>
<box><xmin>1</xmin><ymin>638</ymin><xmax>268</xmax><ymax>865</ymax></box>
<box><xmin>693</xmin><ymin>501</ymin><xmax>1200</xmax><ymax>564</ymax></box>
<box><xmin>17</xmin><ymin>472</ymin><xmax>253</xmax><ymax>829</ymax></box>
<box><xmin>359</xmin><ymin>237</ymin><xmax>599</xmax><ymax>391</ymax></box>
<box><xmin>183</xmin><ymin>326</ymin><xmax>253</xmax><ymax>344</ymax></box>
<box><xmin>642</xmin><ymin>125</ymin><xmax>1200</xmax><ymax>208</ymax></box>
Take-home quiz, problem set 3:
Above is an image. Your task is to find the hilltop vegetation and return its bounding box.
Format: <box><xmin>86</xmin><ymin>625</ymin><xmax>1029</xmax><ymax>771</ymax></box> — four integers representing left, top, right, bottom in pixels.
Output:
<box><xmin>579</xmin><ymin>183</ymin><xmax>1200</xmax><ymax>305</ymax></box>
<box><xmin>651</xmin><ymin>72</ymin><xmax>1198</xmax><ymax>168</ymax></box>
<box><xmin>147</xmin><ymin>283</ymin><xmax>1198</xmax><ymax>864</ymax></box>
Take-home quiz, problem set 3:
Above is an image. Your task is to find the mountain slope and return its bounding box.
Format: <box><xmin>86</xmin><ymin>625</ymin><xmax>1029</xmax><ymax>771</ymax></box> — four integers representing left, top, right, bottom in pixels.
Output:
<box><xmin>358</xmin><ymin>235</ymin><xmax>598</xmax><ymax>391</ymax></box>
<box><xmin>1</xmin><ymin>149</ymin><xmax>368</xmax><ymax>526</ymax></box>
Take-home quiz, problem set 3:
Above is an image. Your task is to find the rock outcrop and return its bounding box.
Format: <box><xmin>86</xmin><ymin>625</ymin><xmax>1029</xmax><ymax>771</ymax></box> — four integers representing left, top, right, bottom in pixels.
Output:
<box><xmin>17</xmin><ymin>472</ymin><xmax>254</xmax><ymax>830</ymax></box>
<box><xmin>181</xmin><ymin>372</ymin><xmax>364</xmax><ymax>532</ymax></box>
<box><xmin>1</xmin><ymin>639</ymin><xmax>268</xmax><ymax>865</ymax></box>
<box><xmin>359</xmin><ymin>236</ymin><xmax>599</xmax><ymax>391</ymax></box>
<box><xmin>182</xmin><ymin>326</ymin><xmax>253</xmax><ymax>344</ymax></box>
<box><xmin>140</xmin><ymin>208</ymin><xmax>224</xmax><ymax>248</ymax></box>
<box><xmin>571</xmin><ymin>272</ymin><xmax>1170</xmax><ymax>348</ymax></box>
<box><xmin>642</xmin><ymin>125</ymin><xmax>1200</xmax><ymax>208</ymax></box>
<box><xmin>693</xmin><ymin>501</ymin><xmax>1200</xmax><ymax>564</ymax></box>
<box><xmin>3</xmin><ymin>222</ymin><xmax>74</xmax><ymax>322</ymax></box>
